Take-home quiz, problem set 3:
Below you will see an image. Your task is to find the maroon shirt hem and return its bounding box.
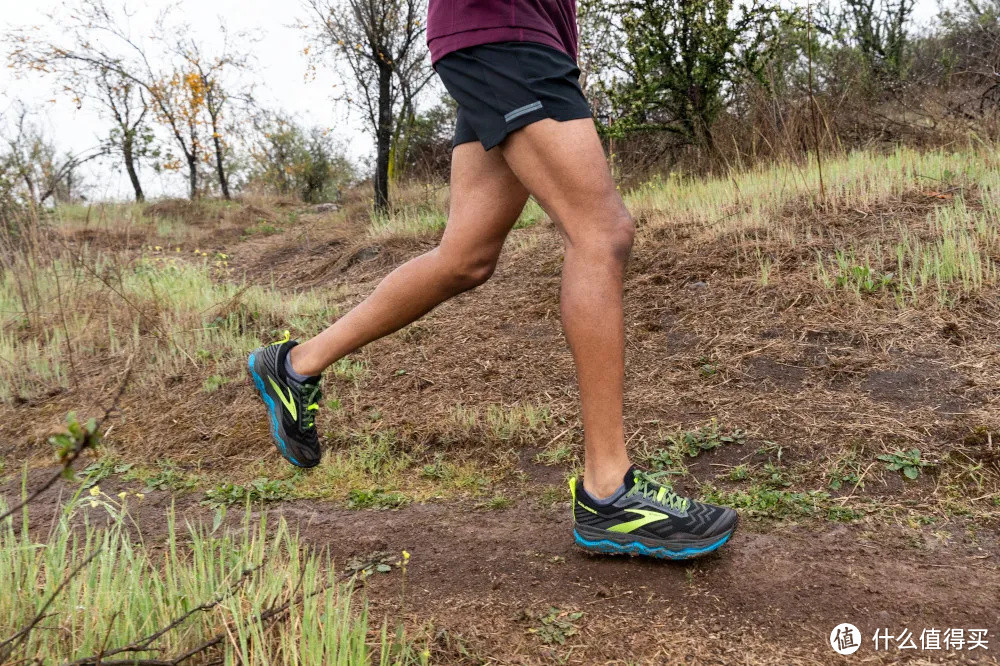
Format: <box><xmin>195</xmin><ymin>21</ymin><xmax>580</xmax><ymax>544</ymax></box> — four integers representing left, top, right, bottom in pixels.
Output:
<box><xmin>429</xmin><ymin>26</ymin><xmax>569</xmax><ymax>65</ymax></box>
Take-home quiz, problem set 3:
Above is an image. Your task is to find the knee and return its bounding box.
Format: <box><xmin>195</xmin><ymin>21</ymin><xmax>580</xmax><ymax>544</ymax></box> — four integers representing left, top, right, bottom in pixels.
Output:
<box><xmin>608</xmin><ymin>213</ymin><xmax>636</xmax><ymax>264</ymax></box>
<box><xmin>438</xmin><ymin>249</ymin><xmax>498</xmax><ymax>292</ymax></box>
<box><xmin>576</xmin><ymin>211</ymin><xmax>634</xmax><ymax>266</ymax></box>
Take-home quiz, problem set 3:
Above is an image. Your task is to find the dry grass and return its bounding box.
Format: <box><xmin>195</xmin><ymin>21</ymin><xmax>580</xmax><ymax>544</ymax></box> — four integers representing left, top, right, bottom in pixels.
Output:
<box><xmin>2</xmin><ymin>146</ymin><xmax>998</xmax><ymax>522</ymax></box>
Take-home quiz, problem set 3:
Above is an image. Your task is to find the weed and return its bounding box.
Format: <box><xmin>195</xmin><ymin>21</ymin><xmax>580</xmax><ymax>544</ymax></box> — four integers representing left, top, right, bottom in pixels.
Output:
<box><xmin>368</xmin><ymin>208</ymin><xmax>447</xmax><ymax>238</ymax></box>
<box><xmin>877</xmin><ymin>449</ymin><xmax>934</xmax><ymax>480</ymax></box>
<box><xmin>761</xmin><ymin>462</ymin><xmax>792</xmax><ymax>489</ymax></box>
<box><xmin>332</xmin><ymin>358</ymin><xmax>369</xmax><ymax>382</ymax></box>
<box><xmin>827</xmin><ymin>506</ymin><xmax>864</xmax><ymax>522</ymax></box>
<box><xmin>536</xmin><ymin>485</ymin><xmax>564</xmax><ymax>507</ymax></box>
<box><xmin>453</xmin><ymin>470</ymin><xmax>488</xmax><ymax>494</ymax></box>
<box><xmin>78</xmin><ymin>457</ymin><xmax>133</xmax><ymax>488</ymax></box>
<box><xmin>487</xmin><ymin>403</ymin><xmax>551</xmax><ymax>441</ymax></box>
<box><xmin>828</xmin><ymin>469</ymin><xmax>862</xmax><ymax>491</ymax></box>
<box><xmin>534</xmin><ymin>443</ymin><xmax>574</xmax><ymax>466</ymax></box>
<box><xmin>669</xmin><ymin>420</ymin><xmax>747</xmax><ymax>457</ymax></box>
<box><xmin>514</xmin><ymin>197</ymin><xmax>546</xmax><ymax>229</ymax></box>
<box><xmin>140</xmin><ymin>461</ymin><xmax>199</xmax><ymax>492</ymax></box>
<box><xmin>202</xmin><ymin>374</ymin><xmax>233</xmax><ymax>393</ymax></box>
<box><xmin>478</xmin><ymin>494</ymin><xmax>513</xmax><ymax>510</ymax></box>
<box><xmin>420</xmin><ymin>457</ymin><xmax>456</xmax><ymax>481</ymax></box>
<box><xmin>448</xmin><ymin>402</ymin><xmax>552</xmax><ymax>443</ymax></box>
<box><xmin>347</xmin><ymin>488</ymin><xmax>410</xmax><ymax>510</ymax></box>
<box><xmin>348</xmin><ymin>431</ymin><xmax>411</xmax><ymax>477</ymax></box>
<box><xmin>696</xmin><ymin>355</ymin><xmax>719</xmax><ymax>378</ymax></box>
<box><xmin>202</xmin><ymin>477</ymin><xmax>294</xmax><ymax>507</ymax></box>
<box><xmin>757</xmin><ymin>250</ymin><xmax>775</xmax><ymax>286</ymax></box>
<box><xmin>819</xmin><ymin>250</ymin><xmax>894</xmax><ymax>294</ymax></box>
<box><xmin>242</xmin><ymin>219</ymin><xmax>280</xmax><ymax>237</ymax></box>
<box><xmin>644</xmin><ymin>447</ymin><xmax>687</xmax><ymax>475</ymax></box>
<box><xmin>703</xmin><ymin>484</ymin><xmax>831</xmax><ymax>520</ymax></box>
<box><xmin>1</xmin><ymin>253</ymin><xmax>338</xmax><ymax>401</ymax></box>
<box><xmin>525</xmin><ymin>607</ymin><xmax>584</xmax><ymax>645</ymax></box>
<box><xmin>729</xmin><ymin>464</ymin><xmax>750</xmax><ymax>481</ymax></box>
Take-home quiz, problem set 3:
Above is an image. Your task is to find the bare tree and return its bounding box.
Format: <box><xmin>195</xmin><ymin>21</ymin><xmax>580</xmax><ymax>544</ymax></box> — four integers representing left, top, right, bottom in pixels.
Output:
<box><xmin>97</xmin><ymin>69</ymin><xmax>152</xmax><ymax>201</ymax></box>
<box><xmin>7</xmin><ymin>1</ymin><xmax>256</xmax><ymax>200</ymax></box>
<box><xmin>0</xmin><ymin>105</ymin><xmax>104</xmax><ymax>207</ymax></box>
<box><xmin>176</xmin><ymin>30</ymin><xmax>256</xmax><ymax>201</ymax></box>
<box><xmin>304</xmin><ymin>0</ymin><xmax>432</xmax><ymax>213</ymax></box>
<box><xmin>5</xmin><ymin>3</ymin><xmax>156</xmax><ymax>202</ymax></box>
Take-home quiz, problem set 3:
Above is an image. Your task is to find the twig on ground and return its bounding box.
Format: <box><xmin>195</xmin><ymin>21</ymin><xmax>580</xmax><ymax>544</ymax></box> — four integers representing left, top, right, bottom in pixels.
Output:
<box><xmin>0</xmin><ymin>549</ymin><xmax>103</xmax><ymax>663</ymax></box>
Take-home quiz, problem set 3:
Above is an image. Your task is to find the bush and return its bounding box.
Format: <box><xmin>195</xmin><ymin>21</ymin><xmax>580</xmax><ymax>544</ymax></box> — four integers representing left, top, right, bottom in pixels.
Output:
<box><xmin>246</xmin><ymin>112</ymin><xmax>356</xmax><ymax>203</ymax></box>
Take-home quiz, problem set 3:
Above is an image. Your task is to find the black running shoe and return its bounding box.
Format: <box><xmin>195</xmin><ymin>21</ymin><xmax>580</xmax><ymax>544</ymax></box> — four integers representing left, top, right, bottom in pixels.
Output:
<box><xmin>570</xmin><ymin>467</ymin><xmax>738</xmax><ymax>560</ymax></box>
<box><xmin>247</xmin><ymin>332</ymin><xmax>323</xmax><ymax>468</ymax></box>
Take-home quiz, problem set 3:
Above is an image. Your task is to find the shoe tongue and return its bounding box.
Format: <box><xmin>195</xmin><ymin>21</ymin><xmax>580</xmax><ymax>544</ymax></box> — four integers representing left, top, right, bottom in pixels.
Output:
<box><xmin>622</xmin><ymin>465</ymin><xmax>643</xmax><ymax>492</ymax></box>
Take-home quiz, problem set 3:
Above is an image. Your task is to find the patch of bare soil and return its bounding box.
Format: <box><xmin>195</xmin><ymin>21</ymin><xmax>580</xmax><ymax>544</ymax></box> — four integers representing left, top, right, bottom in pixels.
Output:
<box><xmin>6</xmin><ymin>472</ymin><xmax>999</xmax><ymax>664</ymax></box>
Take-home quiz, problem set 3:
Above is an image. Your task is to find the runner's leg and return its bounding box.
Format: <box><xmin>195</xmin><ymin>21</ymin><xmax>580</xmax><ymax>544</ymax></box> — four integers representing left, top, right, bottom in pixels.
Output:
<box><xmin>289</xmin><ymin>142</ymin><xmax>529</xmax><ymax>376</ymax></box>
<box><xmin>499</xmin><ymin>118</ymin><xmax>635</xmax><ymax>499</ymax></box>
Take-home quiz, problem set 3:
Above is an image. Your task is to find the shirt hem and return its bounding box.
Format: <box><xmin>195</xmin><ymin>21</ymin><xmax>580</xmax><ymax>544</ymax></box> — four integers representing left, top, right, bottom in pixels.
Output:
<box><xmin>429</xmin><ymin>27</ymin><xmax>569</xmax><ymax>65</ymax></box>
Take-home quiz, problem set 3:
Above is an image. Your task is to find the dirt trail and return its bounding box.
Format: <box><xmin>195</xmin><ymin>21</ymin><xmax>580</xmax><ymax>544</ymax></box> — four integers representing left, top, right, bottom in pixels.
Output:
<box><xmin>9</xmin><ymin>472</ymin><xmax>999</xmax><ymax>664</ymax></box>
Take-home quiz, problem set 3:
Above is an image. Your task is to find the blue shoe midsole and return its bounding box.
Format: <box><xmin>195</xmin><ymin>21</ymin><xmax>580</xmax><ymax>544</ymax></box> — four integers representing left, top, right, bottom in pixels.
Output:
<box><xmin>573</xmin><ymin>527</ymin><xmax>733</xmax><ymax>559</ymax></box>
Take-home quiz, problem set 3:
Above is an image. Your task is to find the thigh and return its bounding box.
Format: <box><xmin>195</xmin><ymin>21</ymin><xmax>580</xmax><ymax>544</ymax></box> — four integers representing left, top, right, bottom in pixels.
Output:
<box><xmin>438</xmin><ymin>141</ymin><xmax>530</xmax><ymax>258</ymax></box>
<box><xmin>498</xmin><ymin>118</ymin><xmax>628</xmax><ymax>243</ymax></box>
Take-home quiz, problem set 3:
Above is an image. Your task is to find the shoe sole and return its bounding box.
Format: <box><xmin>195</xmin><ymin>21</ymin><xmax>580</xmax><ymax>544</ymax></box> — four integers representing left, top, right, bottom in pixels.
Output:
<box><xmin>247</xmin><ymin>352</ymin><xmax>314</xmax><ymax>468</ymax></box>
<box><xmin>573</xmin><ymin>523</ymin><xmax>736</xmax><ymax>560</ymax></box>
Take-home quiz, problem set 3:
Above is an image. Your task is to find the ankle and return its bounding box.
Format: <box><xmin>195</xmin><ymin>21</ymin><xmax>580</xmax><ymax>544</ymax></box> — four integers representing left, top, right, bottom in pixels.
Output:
<box><xmin>582</xmin><ymin>459</ymin><xmax>632</xmax><ymax>500</ymax></box>
<box><xmin>288</xmin><ymin>345</ymin><xmax>321</xmax><ymax>378</ymax></box>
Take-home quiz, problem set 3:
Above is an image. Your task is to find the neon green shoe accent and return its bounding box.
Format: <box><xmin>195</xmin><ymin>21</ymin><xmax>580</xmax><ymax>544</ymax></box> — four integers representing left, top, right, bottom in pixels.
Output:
<box><xmin>307</xmin><ymin>404</ymin><xmax>319</xmax><ymax>410</ymax></box>
<box><xmin>607</xmin><ymin>508</ymin><xmax>671</xmax><ymax>533</ymax></box>
<box><xmin>268</xmin><ymin>377</ymin><xmax>297</xmax><ymax>419</ymax></box>
<box><xmin>569</xmin><ymin>477</ymin><xmax>604</xmax><ymax>515</ymax></box>
<box><xmin>270</xmin><ymin>330</ymin><xmax>291</xmax><ymax>346</ymax></box>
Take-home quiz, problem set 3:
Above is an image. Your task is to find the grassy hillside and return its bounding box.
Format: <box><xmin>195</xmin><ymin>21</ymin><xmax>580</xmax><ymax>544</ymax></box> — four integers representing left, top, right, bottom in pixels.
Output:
<box><xmin>2</xmin><ymin>146</ymin><xmax>998</xmax><ymax>663</ymax></box>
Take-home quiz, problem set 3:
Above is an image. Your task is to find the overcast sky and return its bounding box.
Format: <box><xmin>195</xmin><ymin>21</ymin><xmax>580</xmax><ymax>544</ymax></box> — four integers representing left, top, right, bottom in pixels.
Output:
<box><xmin>1</xmin><ymin>0</ymin><xmax>942</xmax><ymax>201</ymax></box>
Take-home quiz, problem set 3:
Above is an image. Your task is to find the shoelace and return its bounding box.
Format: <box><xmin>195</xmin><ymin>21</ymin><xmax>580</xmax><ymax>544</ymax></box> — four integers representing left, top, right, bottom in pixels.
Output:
<box><xmin>301</xmin><ymin>382</ymin><xmax>322</xmax><ymax>430</ymax></box>
<box><xmin>626</xmin><ymin>470</ymin><xmax>690</xmax><ymax>512</ymax></box>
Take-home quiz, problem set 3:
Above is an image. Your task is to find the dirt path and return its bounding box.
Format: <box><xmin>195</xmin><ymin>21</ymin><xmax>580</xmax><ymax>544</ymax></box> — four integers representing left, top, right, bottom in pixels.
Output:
<box><xmin>9</xmin><ymin>472</ymin><xmax>999</xmax><ymax>664</ymax></box>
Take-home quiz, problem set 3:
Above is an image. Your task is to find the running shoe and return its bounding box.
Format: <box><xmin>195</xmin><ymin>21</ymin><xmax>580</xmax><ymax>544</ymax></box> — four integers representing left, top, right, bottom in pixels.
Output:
<box><xmin>247</xmin><ymin>332</ymin><xmax>323</xmax><ymax>468</ymax></box>
<box><xmin>570</xmin><ymin>467</ymin><xmax>737</xmax><ymax>559</ymax></box>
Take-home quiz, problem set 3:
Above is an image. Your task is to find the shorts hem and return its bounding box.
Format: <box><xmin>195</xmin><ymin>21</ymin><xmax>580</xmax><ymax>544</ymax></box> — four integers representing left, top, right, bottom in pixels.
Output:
<box><xmin>476</xmin><ymin>107</ymin><xmax>593</xmax><ymax>151</ymax></box>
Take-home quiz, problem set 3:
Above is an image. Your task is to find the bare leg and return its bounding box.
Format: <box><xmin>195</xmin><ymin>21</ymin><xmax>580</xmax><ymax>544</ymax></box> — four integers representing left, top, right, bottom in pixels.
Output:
<box><xmin>500</xmin><ymin>119</ymin><xmax>635</xmax><ymax>499</ymax></box>
<box><xmin>290</xmin><ymin>142</ymin><xmax>529</xmax><ymax>376</ymax></box>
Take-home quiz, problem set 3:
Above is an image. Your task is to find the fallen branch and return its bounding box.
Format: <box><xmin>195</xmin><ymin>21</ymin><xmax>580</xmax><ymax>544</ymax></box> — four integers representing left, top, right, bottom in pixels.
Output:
<box><xmin>0</xmin><ymin>549</ymin><xmax>103</xmax><ymax>663</ymax></box>
<box><xmin>62</xmin><ymin>562</ymin><xmax>266</xmax><ymax>666</ymax></box>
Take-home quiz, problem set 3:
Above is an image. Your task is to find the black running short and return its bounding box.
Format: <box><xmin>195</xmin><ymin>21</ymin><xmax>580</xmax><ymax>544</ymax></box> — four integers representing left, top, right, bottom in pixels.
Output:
<box><xmin>435</xmin><ymin>41</ymin><xmax>593</xmax><ymax>151</ymax></box>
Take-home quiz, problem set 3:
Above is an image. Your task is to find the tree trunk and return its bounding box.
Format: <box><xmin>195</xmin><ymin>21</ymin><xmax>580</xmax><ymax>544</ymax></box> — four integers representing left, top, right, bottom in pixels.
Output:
<box><xmin>211</xmin><ymin>118</ymin><xmax>230</xmax><ymax>200</ymax></box>
<box><xmin>188</xmin><ymin>155</ymin><xmax>198</xmax><ymax>200</ymax></box>
<box><xmin>213</xmin><ymin>134</ymin><xmax>230</xmax><ymax>200</ymax></box>
<box><xmin>373</xmin><ymin>64</ymin><xmax>393</xmax><ymax>214</ymax></box>
<box><xmin>122</xmin><ymin>134</ymin><xmax>145</xmax><ymax>202</ymax></box>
